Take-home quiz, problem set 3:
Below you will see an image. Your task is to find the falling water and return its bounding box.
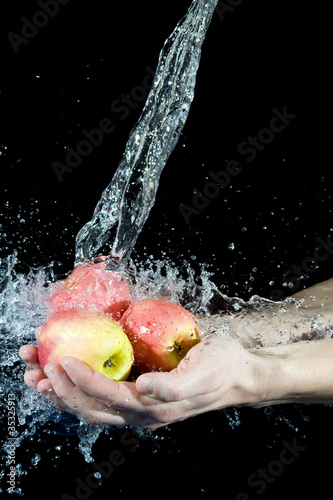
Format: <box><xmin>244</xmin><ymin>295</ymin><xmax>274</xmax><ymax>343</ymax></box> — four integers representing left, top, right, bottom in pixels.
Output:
<box><xmin>74</xmin><ymin>0</ymin><xmax>219</xmax><ymax>267</ymax></box>
<box><xmin>1</xmin><ymin>0</ymin><xmax>329</xmax><ymax>496</ymax></box>
<box><xmin>1</xmin><ymin>1</ymin><xmax>220</xmax><ymax>493</ymax></box>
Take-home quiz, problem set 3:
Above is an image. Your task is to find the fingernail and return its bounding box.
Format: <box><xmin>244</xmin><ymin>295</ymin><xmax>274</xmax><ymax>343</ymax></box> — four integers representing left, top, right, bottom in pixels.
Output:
<box><xmin>61</xmin><ymin>360</ymin><xmax>70</xmax><ymax>374</ymax></box>
<box><xmin>19</xmin><ymin>347</ymin><xmax>29</xmax><ymax>361</ymax></box>
<box><xmin>138</xmin><ymin>377</ymin><xmax>154</xmax><ymax>395</ymax></box>
<box><xmin>44</xmin><ymin>367</ymin><xmax>54</xmax><ymax>381</ymax></box>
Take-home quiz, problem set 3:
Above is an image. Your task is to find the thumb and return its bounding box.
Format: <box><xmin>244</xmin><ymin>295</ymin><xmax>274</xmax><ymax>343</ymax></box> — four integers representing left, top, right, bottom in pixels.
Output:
<box><xmin>136</xmin><ymin>364</ymin><xmax>210</xmax><ymax>402</ymax></box>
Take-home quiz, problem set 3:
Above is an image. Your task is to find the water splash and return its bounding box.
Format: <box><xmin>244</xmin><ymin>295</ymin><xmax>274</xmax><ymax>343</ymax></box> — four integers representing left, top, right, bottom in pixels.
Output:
<box><xmin>0</xmin><ymin>252</ymin><xmax>222</xmax><ymax>492</ymax></box>
<box><xmin>2</xmin><ymin>252</ymin><xmax>333</xmax><ymax>494</ymax></box>
<box><xmin>2</xmin><ymin>3</ymin><xmax>222</xmax><ymax>492</ymax></box>
<box><xmin>1</xmin><ymin>0</ymin><xmax>331</xmax><ymax>495</ymax></box>
<box><xmin>74</xmin><ymin>0</ymin><xmax>219</xmax><ymax>267</ymax></box>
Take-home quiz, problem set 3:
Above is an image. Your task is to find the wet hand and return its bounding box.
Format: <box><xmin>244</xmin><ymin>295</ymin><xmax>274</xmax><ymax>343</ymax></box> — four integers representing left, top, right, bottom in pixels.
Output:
<box><xmin>24</xmin><ymin>334</ymin><xmax>269</xmax><ymax>430</ymax></box>
<box><xmin>19</xmin><ymin>327</ymin><xmax>72</xmax><ymax>412</ymax></box>
<box><xmin>19</xmin><ymin>327</ymin><xmax>45</xmax><ymax>388</ymax></box>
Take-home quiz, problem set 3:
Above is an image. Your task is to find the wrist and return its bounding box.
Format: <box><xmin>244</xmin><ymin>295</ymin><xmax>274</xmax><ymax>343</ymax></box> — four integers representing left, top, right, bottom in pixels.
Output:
<box><xmin>239</xmin><ymin>347</ymin><xmax>287</xmax><ymax>407</ymax></box>
<box><xmin>248</xmin><ymin>339</ymin><xmax>333</xmax><ymax>407</ymax></box>
<box><xmin>222</xmin><ymin>343</ymin><xmax>287</xmax><ymax>408</ymax></box>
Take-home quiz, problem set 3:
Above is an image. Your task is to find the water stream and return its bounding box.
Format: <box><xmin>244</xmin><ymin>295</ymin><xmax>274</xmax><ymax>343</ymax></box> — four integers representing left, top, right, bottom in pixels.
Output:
<box><xmin>0</xmin><ymin>0</ymin><xmax>331</xmax><ymax>496</ymax></box>
<box><xmin>1</xmin><ymin>0</ymin><xmax>220</xmax><ymax>493</ymax></box>
<box><xmin>74</xmin><ymin>0</ymin><xmax>219</xmax><ymax>268</ymax></box>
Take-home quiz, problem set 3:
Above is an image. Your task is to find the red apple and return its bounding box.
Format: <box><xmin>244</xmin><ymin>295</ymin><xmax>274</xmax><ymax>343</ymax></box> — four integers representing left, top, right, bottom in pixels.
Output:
<box><xmin>48</xmin><ymin>256</ymin><xmax>132</xmax><ymax>319</ymax></box>
<box><xmin>38</xmin><ymin>309</ymin><xmax>134</xmax><ymax>381</ymax></box>
<box><xmin>119</xmin><ymin>299</ymin><xmax>201</xmax><ymax>373</ymax></box>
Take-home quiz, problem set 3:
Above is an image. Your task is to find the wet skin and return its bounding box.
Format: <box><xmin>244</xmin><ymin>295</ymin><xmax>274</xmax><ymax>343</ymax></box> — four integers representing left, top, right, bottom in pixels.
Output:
<box><xmin>19</xmin><ymin>278</ymin><xmax>333</xmax><ymax>429</ymax></box>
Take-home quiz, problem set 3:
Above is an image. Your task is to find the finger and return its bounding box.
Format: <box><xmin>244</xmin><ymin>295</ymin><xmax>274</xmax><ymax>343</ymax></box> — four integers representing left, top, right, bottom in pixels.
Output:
<box><xmin>42</xmin><ymin>362</ymin><xmax>94</xmax><ymax>416</ymax></box>
<box><xmin>24</xmin><ymin>367</ymin><xmax>46</xmax><ymax>387</ymax></box>
<box><xmin>35</xmin><ymin>326</ymin><xmax>43</xmax><ymax>342</ymax></box>
<box><xmin>60</xmin><ymin>357</ymin><xmax>163</xmax><ymax>410</ymax></box>
<box><xmin>59</xmin><ymin>357</ymin><xmax>140</xmax><ymax>408</ymax></box>
<box><xmin>45</xmin><ymin>365</ymin><xmax>107</xmax><ymax>418</ymax></box>
<box><xmin>37</xmin><ymin>378</ymin><xmax>72</xmax><ymax>413</ymax></box>
<box><xmin>19</xmin><ymin>345</ymin><xmax>39</xmax><ymax>366</ymax></box>
<box><xmin>136</xmin><ymin>363</ymin><xmax>214</xmax><ymax>402</ymax></box>
<box><xmin>136</xmin><ymin>337</ymin><xmax>227</xmax><ymax>402</ymax></box>
<box><xmin>19</xmin><ymin>345</ymin><xmax>45</xmax><ymax>387</ymax></box>
<box><xmin>59</xmin><ymin>357</ymin><xmax>163</xmax><ymax>426</ymax></box>
<box><xmin>41</xmin><ymin>361</ymin><xmax>129</xmax><ymax>425</ymax></box>
<box><xmin>43</xmin><ymin>362</ymin><xmax>78</xmax><ymax>407</ymax></box>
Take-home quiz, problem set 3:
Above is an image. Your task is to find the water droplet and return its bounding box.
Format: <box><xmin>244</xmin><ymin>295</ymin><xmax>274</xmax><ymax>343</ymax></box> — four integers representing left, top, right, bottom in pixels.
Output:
<box><xmin>31</xmin><ymin>454</ymin><xmax>41</xmax><ymax>466</ymax></box>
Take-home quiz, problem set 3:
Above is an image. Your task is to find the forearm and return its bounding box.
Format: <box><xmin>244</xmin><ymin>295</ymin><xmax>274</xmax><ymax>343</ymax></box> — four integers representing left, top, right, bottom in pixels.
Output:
<box><xmin>250</xmin><ymin>338</ymin><xmax>333</xmax><ymax>406</ymax></box>
<box><xmin>291</xmin><ymin>277</ymin><xmax>333</xmax><ymax>323</ymax></box>
<box><xmin>205</xmin><ymin>278</ymin><xmax>333</xmax><ymax>348</ymax></box>
<box><xmin>206</xmin><ymin>300</ymin><xmax>325</xmax><ymax>349</ymax></box>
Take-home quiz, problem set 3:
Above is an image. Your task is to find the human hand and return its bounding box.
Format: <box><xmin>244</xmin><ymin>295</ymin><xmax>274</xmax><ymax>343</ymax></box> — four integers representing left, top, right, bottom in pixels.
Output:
<box><xmin>19</xmin><ymin>331</ymin><xmax>273</xmax><ymax>429</ymax></box>
<box><xmin>19</xmin><ymin>327</ymin><xmax>46</xmax><ymax>388</ymax></box>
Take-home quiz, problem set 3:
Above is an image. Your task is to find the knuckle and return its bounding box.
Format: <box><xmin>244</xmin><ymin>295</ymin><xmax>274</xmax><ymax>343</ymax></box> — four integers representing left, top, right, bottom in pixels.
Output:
<box><xmin>165</xmin><ymin>385</ymin><xmax>182</xmax><ymax>402</ymax></box>
<box><xmin>82</xmin><ymin>415</ymin><xmax>104</xmax><ymax>426</ymax></box>
<box><xmin>152</xmin><ymin>405</ymin><xmax>178</xmax><ymax>425</ymax></box>
<box><xmin>54</xmin><ymin>388</ymin><xmax>68</xmax><ymax>401</ymax></box>
<box><xmin>53</xmin><ymin>384</ymin><xmax>72</xmax><ymax>402</ymax></box>
<box><xmin>24</xmin><ymin>370</ymin><xmax>35</xmax><ymax>386</ymax></box>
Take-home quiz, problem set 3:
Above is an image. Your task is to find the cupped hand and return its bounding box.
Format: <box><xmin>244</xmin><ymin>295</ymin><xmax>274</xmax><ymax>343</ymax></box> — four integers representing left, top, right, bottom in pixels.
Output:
<box><xmin>19</xmin><ymin>330</ymin><xmax>268</xmax><ymax>430</ymax></box>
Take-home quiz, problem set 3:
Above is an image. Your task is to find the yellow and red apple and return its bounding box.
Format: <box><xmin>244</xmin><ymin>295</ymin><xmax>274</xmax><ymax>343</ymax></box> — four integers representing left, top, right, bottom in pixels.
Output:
<box><xmin>38</xmin><ymin>309</ymin><xmax>134</xmax><ymax>381</ymax></box>
<box><xmin>48</xmin><ymin>256</ymin><xmax>132</xmax><ymax>319</ymax></box>
<box><xmin>119</xmin><ymin>299</ymin><xmax>201</xmax><ymax>374</ymax></box>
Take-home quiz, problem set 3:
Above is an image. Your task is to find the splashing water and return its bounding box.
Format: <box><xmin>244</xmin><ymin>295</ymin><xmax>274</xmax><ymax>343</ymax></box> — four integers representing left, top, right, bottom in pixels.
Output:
<box><xmin>74</xmin><ymin>0</ymin><xmax>219</xmax><ymax>267</ymax></box>
<box><xmin>1</xmin><ymin>251</ymin><xmax>332</xmax><ymax>495</ymax></box>
<box><xmin>0</xmin><ymin>251</ymin><xmax>224</xmax><ymax>491</ymax></box>
<box><xmin>1</xmin><ymin>250</ymin><xmax>330</xmax><ymax>494</ymax></box>
<box><xmin>1</xmin><ymin>0</ymin><xmax>331</xmax><ymax>496</ymax></box>
<box><xmin>1</xmin><ymin>2</ymin><xmax>221</xmax><ymax>491</ymax></box>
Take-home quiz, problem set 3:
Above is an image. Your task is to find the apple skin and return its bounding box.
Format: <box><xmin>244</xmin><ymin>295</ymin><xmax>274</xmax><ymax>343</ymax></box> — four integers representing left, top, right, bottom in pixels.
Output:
<box><xmin>38</xmin><ymin>309</ymin><xmax>134</xmax><ymax>381</ymax></box>
<box><xmin>48</xmin><ymin>257</ymin><xmax>132</xmax><ymax>320</ymax></box>
<box><xmin>119</xmin><ymin>299</ymin><xmax>201</xmax><ymax>374</ymax></box>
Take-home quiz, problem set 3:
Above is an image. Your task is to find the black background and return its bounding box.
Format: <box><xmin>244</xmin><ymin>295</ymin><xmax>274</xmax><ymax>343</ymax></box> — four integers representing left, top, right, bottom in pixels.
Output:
<box><xmin>0</xmin><ymin>1</ymin><xmax>332</xmax><ymax>499</ymax></box>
